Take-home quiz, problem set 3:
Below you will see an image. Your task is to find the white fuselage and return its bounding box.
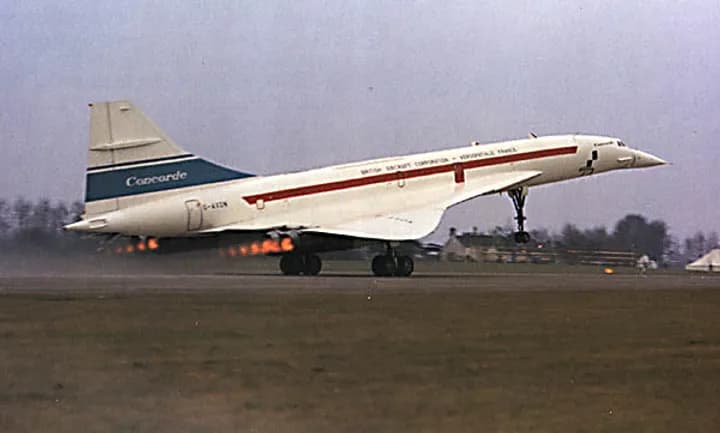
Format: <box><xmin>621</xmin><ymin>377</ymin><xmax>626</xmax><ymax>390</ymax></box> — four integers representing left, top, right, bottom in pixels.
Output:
<box><xmin>70</xmin><ymin>134</ymin><xmax>664</xmax><ymax>239</ymax></box>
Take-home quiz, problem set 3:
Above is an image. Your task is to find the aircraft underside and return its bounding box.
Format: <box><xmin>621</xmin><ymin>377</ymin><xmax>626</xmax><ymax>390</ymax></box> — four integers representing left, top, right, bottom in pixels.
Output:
<box><xmin>102</xmin><ymin>183</ymin><xmax>538</xmax><ymax>277</ymax></box>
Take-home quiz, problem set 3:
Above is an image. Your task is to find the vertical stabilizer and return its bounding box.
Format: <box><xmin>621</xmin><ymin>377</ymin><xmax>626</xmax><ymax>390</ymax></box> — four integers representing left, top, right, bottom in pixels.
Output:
<box><xmin>88</xmin><ymin>101</ymin><xmax>188</xmax><ymax>170</ymax></box>
<box><xmin>83</xmin><ymin>101</ymin><xmax>253</xmax><ymax>216</ymax></box>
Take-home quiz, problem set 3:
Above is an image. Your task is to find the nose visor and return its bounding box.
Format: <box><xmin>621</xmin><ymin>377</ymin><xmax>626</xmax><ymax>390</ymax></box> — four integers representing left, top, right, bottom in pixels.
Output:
<box><xmin>631</xmin><ymin>150</ymin><xmax>667</xmax><ymax>168</ymax></box>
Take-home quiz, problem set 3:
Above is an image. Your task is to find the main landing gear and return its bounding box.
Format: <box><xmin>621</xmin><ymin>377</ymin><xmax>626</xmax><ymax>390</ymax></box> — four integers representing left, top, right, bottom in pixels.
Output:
<box><xmin>371</xmin><ymin>244</ymin><xmax>414</xmax><ymax>277</ymax></box>
<box><xmin>279</xmin><ymin>253</ymin><xmax>322</xmax><ymax>276</ymax></box>
<box><xmin>509</xmin><ymin>187</ymin><xmax>531</xmax><ymax>244</ymax></box>
<box><xmin>278</xmin><ymin>246</ymin><xmax>415</xmax><ymax>277</ymax></box>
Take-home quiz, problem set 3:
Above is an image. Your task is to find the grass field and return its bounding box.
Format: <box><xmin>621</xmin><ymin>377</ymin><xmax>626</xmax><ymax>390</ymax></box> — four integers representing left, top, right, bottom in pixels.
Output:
<box><xmin>1</xmin><ymin>269</ymin><xmax>719</xmax><ymax>432</ymax></box>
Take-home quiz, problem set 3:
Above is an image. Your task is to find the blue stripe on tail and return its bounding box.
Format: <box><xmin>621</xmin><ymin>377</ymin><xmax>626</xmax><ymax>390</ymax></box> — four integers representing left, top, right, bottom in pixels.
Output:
<box><xmin>85</xmin><ymin>158</ymin><xmax>254</xmax><ymax>201</ymax></box>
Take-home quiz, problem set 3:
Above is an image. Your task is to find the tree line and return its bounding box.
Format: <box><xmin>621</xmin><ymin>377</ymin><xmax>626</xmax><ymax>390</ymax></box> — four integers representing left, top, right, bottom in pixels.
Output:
<box><xmin>0</xmin><ymin>197</ymin><xmax>95</xmax><ymax>253</ymax></box>
<box><xmin>479</xmin><ymin>214</ymin><xmax>717</xmax><ymax>265</ymax></box>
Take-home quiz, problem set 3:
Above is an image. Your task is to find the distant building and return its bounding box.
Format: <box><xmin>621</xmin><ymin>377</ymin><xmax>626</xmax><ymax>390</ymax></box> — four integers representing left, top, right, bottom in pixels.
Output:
<box><xmin>441</xmin><ymin>227</ymin><xmax>639</xmax><ymax>266</ymax></box>
<box><xmin>442</xmin><ymin>228</ymin><xmax>536</xmax><ymax>263</ymax></box>
<box><xmin>442</xmin><ymin>230</ymin><xmax>469</xmax><ymax>261</ymax></box>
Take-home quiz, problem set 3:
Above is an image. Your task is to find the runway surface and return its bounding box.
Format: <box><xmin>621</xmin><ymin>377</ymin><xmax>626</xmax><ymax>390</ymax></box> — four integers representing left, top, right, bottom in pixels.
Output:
<box><xmin>1</xmin><ymin>270</ymin><xmax>719</xmax><ymax>433</ymax></box>
<box><xmin>1</xmin><ymin>271</ymin><xmax>718</xmax><ymax>294</ymax></box>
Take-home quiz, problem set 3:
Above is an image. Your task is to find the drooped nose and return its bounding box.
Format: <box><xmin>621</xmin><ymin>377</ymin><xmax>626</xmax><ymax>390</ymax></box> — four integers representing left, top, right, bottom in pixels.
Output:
<box><xmin>632</xmin><ymin>150</ymin><xmax>667</xmax><ymax>168</ymax></box>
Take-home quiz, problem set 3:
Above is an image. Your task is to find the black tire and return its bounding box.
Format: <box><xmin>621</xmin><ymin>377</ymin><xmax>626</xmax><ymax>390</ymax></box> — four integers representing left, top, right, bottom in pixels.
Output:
<box><xmin>514</xmin><ymin>231</ymin><xmax>531</xmax><ymax>244</ymax></box>
<box><xmin>395</xmin><ymin>255</ymin><xmax>414</xmax><ymax>277</ymax></box>
<box><xmin>371</xmin><ymin>255</ymin><xmax>395</xmax><ymax>277</ymax></box>
<box><xmin>304</xmin><ymin>254</ymin><xmax>322</xmax><ymax>276</ymax></box>
<box><xmin>371</xmin><ymin>255</ymin><xmax>385</xmax><ymax>276</ymax></box>
<box><xmin>279</xmin><ymin>254</ymin><xmax>302</xmax><ymax>275</ymax></box>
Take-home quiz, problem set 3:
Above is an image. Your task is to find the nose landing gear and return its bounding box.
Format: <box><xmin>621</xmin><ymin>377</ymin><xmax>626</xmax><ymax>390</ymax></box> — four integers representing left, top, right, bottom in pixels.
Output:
<box><xmin>508</xmin><ymin>187</ymin><xmax>531</xmax><ymax>244</ymax></box>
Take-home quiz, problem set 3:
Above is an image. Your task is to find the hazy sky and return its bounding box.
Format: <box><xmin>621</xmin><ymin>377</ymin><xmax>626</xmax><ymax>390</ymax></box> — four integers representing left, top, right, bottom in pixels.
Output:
<box><xmin>2</xmin><ymin>1</ymin><xmax>718</xmax><ymax>241</ymax></box>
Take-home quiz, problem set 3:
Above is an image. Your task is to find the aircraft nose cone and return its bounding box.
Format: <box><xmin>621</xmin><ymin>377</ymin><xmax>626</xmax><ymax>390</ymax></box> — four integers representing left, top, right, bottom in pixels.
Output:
<box><xmin>633</xmin><ymin>150</ymin><xmax>667</xmax><ymax>168</ymax></box>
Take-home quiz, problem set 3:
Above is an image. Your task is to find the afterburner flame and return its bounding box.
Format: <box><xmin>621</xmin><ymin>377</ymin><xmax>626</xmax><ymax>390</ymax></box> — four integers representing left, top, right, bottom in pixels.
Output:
<box><xmin>280</xmin><ymin>237</ymin><xmax>293</xmax><ymax>252</ymax></box>
<box><xmin>111</xmin><ymin>238</ymin><xmax>160</xmax><ymax>256</ymax></box>
<box><xmin>226</xmin><ymin>237</ymin><xmax>295</xmax><ymax>258</ymax></box>
<box><xmin>147</xmin><ymin>238</ymin><xmax>159</xmax><ymax>250</ymax></box>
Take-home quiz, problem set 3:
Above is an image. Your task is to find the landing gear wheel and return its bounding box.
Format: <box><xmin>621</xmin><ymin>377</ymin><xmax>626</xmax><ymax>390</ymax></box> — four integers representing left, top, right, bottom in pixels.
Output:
<box><xmin>280</xmin><ymin>254</ymin><xmax>323</xmax><ymax>276</ymax></box>
<box><xmin>371</xmin><ymin>255</ymin><xmax>396</xmax><ymax>277</ymax></box>
<box><xmin>371</xmin><ymin>246</ymin><xmax>414</xmax><ymax>277</ymax></box>
<box><xmin>514</xmin><ymin>231</ymin><xmax>531</xmax><ymax>244</ymax></box>
<box><xmin>508</xmin><ymin>187</ymin><xmax>532</xmax><ymax>244</ymax></box>
<box><xmin>395</xmin><ymin>255</ymin><xmax>414</xmax><ymax>277</ymax></box>
<box><xmin>280</xmin><ymin>254</ymin><xmax>303</xmax><ymax>275</ymax></box>
<box><xmin>304</xmin><ymin>254</ymin><xmax>322</xmax><ymax>276</ymax></box>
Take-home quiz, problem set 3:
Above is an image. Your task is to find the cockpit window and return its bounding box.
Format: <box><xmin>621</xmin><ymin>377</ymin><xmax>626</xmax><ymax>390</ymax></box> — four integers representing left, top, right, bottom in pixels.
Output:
<box><xmin>618</xmin><ymin>141</ymin><xmax>626</xmax><ymax>147</ymax></box>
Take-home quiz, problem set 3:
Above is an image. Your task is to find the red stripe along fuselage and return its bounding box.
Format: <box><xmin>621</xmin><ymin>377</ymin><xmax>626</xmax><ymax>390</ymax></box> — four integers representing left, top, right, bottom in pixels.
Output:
<box><xmin>242</xmin><ymin>146</ymin><xmax>577</xmax><ymax>205</ymax></box>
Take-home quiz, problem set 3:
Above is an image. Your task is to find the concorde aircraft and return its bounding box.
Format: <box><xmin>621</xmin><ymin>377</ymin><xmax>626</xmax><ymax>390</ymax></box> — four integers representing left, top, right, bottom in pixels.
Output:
<box><xmin>65</xmin><ymin>101</ymin><xmax>666</xmax><ymax>276</ymax></box>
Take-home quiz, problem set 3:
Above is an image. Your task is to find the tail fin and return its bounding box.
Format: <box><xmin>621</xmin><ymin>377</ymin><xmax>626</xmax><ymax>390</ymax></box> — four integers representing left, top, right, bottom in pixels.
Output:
<box><xmin>84</xmin><ymin>101</ymin><xmax>253</xmax><ymax>216</ymax></box>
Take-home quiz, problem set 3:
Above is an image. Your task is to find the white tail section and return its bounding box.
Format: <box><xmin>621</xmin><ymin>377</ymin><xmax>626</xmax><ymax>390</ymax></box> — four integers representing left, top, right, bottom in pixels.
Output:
<box><xmin>83</xmin><ymin>101</ymin><xmax>253</xmax><ymax>216</ymax></box>
<box><xmin>88</xmin><ymin>101</ymin><xmax>188</xmax><ymax>169</ymax></box>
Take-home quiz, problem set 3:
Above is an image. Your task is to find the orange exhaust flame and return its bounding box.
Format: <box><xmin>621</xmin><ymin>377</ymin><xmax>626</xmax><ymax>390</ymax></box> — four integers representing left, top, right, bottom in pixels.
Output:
<box><xmin>110</xmin><ymin>238</ymin><xmax>159</xmax><ymax>256</ymax></box>
<box><xmin>225</xmin><ymin>237</ymin><xmax>295</xmax><ymax>258</ymax></box>
<box><xmin>280</xmin><ymin>237</ymin><xmax>294</xmax><ymax>252</ymax></box>
<box><xmin>250</xmin><ymin>242</ymin><xmax>261</xmax><ymax>255</ymax></box>
<box><xmin>147</xmin><ymin>238</ymin><xmax>159</xmax><ymax>250</ymax></box>
<box><xmin>261</xmin><ymin>239</ymin><xmax>280</xmax><ymax>254</ymax></box>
